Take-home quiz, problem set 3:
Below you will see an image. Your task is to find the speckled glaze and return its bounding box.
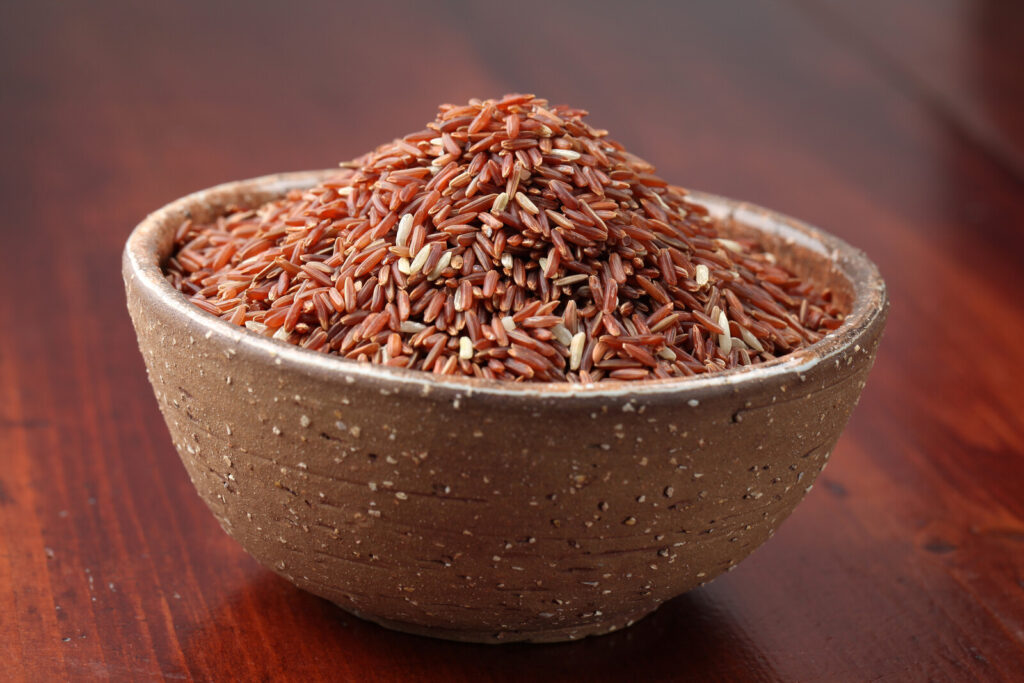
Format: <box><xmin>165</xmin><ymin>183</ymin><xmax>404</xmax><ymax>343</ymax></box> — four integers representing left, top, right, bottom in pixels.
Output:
<box><xmin>123</xmin><ymin>171</ymin><xmax>888</xmax><ymax>643</ymax></box>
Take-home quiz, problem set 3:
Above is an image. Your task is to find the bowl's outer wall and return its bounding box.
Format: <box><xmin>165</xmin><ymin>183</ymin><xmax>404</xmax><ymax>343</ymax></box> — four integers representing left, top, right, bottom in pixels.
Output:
<box><xmin>123</xmin><ymin>173</ymin><xmax>887</xmax><ymax>643</ymax></box>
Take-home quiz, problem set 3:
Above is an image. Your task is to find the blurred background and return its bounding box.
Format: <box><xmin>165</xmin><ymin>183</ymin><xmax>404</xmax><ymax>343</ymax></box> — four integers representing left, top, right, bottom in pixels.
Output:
<box><xmin>2</xmin><ymin>1</ymin><xmax>1022</xmax><ymax>680</ymax></box>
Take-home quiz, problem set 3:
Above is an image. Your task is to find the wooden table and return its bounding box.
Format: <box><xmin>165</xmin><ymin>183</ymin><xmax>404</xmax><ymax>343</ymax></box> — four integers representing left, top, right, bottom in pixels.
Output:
<box><xmin>3</xmin><ymin>1</ymin><xmax>1022</xmax><ymax>680</ymax></box>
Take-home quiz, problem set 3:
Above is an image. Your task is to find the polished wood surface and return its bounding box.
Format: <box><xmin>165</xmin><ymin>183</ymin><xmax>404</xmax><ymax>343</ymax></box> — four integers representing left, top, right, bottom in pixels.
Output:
<box><xmin>2</xmin><ymin>1</ymin><xmax>1022</xmax><ymax>680</ymax></box>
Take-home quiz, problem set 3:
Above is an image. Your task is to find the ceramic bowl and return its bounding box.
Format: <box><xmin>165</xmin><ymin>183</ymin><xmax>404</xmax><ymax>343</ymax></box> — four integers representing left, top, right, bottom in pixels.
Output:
<box><xmin>123</xmin><ymin>170</ymin><xmax>887</xmax><ymax>643</ymax></box>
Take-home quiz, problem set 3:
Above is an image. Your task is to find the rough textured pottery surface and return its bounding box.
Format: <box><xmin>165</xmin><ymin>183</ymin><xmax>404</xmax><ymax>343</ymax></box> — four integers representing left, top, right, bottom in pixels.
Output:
<box><xmin>123</xmin><ymin>171</ymin><xmax>888</xmax><ymax>643</ymax></box>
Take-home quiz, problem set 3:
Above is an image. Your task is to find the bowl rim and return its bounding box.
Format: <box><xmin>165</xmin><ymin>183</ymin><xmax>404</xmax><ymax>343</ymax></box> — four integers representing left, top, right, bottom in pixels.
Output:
<box><xmin>124</xmin><ymin>170</ymin><xmax>888</xmax><ymax>400</ymax></box>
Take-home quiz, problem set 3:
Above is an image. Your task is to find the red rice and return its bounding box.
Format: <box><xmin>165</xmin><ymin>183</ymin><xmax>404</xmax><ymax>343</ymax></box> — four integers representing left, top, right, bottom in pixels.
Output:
<box><xmin>164</xmin><ymin>95</ymin><xmax>844</xmax><ymax>383</ymax></box>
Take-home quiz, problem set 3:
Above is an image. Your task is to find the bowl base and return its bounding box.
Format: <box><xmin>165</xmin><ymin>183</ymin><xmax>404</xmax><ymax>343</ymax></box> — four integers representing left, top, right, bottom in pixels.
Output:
<box><xmin>342</xmin><ymin>604</ymin><xmax>662</xmax><ymax>644</ymax></box>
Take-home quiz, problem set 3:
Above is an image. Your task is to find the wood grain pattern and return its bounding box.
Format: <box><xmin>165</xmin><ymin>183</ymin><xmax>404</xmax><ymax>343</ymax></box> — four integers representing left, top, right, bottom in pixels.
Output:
<box><xmin>1</xmin><ymin>0</ymin><xmax>1022</xmax><ymax>679</ymax></box>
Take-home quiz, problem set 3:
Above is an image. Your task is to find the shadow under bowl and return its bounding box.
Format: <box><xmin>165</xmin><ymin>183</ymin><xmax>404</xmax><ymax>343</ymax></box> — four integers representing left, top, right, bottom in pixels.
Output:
<box><xmin>123</xmin><ymin>170</ymin><xmax>888</xmax><ymax>643</ymax></box>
